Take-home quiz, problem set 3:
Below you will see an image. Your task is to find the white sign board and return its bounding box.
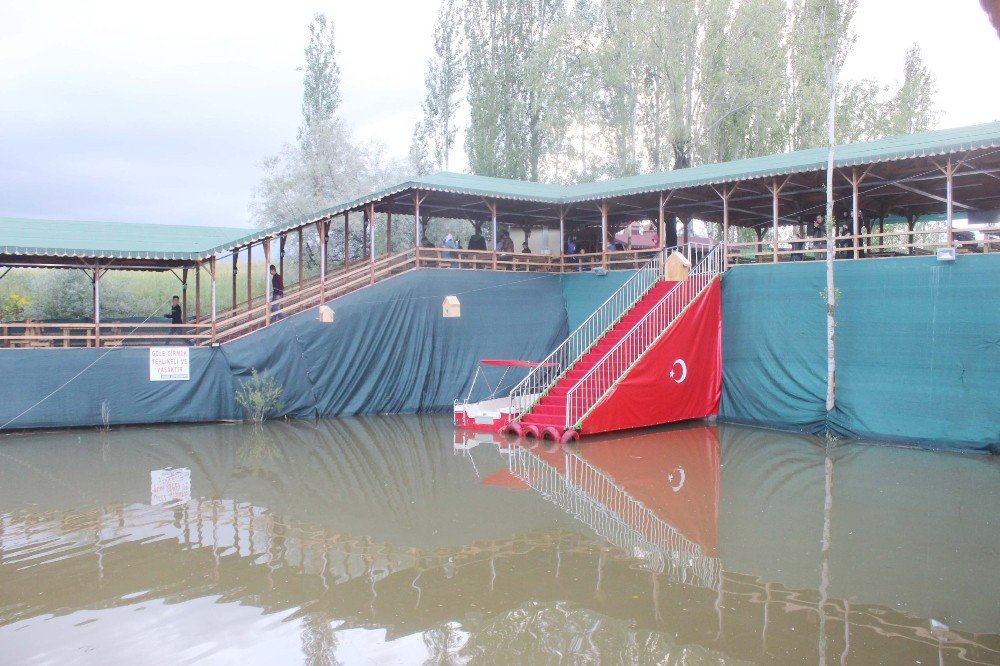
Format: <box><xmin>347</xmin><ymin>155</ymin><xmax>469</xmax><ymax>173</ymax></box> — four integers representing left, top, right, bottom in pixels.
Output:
<box><xmin>149</xmin><ymin>347</ymin><xmax>190</xmax><ymax>381</ymax></box>
<box><xmin>150</xmin><ymin>467</ymin><xmax>191</xmax><ymax>505</ymax></box>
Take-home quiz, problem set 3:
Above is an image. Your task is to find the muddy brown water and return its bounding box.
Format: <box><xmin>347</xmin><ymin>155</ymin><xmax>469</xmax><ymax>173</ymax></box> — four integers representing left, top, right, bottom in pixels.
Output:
<box><xmin>0</xmin><ymin>416</ymin><xmax>997</xmax><ymax>665</ymax></box>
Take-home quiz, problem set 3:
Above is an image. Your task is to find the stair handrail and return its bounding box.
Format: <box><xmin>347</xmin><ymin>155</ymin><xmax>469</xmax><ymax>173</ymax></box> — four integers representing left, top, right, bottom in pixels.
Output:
<box><xmin>564</xmin><ymin>243</ymin><xmax>724</xmax><ymax>428</ymax></box>
<box><xmin>508</xmin><ymin>245</ymin><xmax>680</xmax><ymax>419</ymax></box>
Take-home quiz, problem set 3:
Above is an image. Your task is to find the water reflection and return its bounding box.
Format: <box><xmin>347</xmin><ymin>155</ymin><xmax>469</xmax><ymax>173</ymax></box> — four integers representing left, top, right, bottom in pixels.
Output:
<box><xmin>0</xmin><ymin>416</ymin><xmax>997</xmax><ymax>664</ymax></box>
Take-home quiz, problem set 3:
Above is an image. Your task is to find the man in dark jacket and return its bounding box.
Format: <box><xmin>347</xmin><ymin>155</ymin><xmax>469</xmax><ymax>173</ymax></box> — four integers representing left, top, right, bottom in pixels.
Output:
<box><xmin>164</xmin><ymin>295</ymin><xmax>182</xmax><ymax>343</ymax></box>
<box><xmin>468</xmin><ymin>229</ymin><xmax>487</xmax><ymax>251</ymax></box>
<box><xmin>269</xmin><ymin>265</ymin><xmax>285</xmax><ymax>321</ymax></box>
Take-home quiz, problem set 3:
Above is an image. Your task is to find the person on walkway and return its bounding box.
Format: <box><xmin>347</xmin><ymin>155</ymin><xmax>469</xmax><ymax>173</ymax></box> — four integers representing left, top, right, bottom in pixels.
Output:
<box><xmin>468</xmin><ymin>229</ymin><xmax>487</xmax><ymax>251</ymax></box>
<box><xmin>269</xmin><ymin>265</ymin><xmax>285</xmax><ymax>321</ymax></box>
<box><xmin>164</xmin><ymin>295</ymin><xmax>183</xmax><ymax>343</ymax></box>
<box><xmin>498</xmin><ymin>230</ymin><xmax>515</xmax><ymax>269</ymax></box>
<box><xmin>442</xmin><ymin>233</ymin><xmax>459</xmax><ymax>268</ymax></box>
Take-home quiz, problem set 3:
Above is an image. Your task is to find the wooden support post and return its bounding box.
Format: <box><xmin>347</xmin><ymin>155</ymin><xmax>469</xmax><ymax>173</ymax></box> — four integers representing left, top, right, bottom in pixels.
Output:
<box><xmin>851</xmin><ymin>167</ymin><xmax>860</xmax><ymax>259</ymax></box>
<box><xmin>658</xmin><ymin>193</ymin><xmax>666</xmax><ymax>248</ymax></box>
<box><xmin>415</xmin><ymin>192</ymin><xmax>423</xmax><ymax>269</ymax></box>
<box><xmin>93</xmin><ymin>262</ymin><xmax>101</xmax><ymax>347</ymax></box>
<box><xmin>181</xmin><ymin>268</ymin><xmax>189</xmax><ymax>324</ymax></box>
<box><xmin>279</xmin><ymin>234</ymin><xmax>286</xmax><ymax>279</ymax></box>
<box><xmin>231</xmin><ymin>249</ymin><xmax>238</xmax><ymax>315</ymax></box>
<box><xmin>559</xmin><ymin>207</ymin><xmax>565</xmax><ymax>271</ymax></box>
<box><xmin>600</xmin><ymin>202</ymin><xmax>609</xmax><ymax>269</ymax></box>
<box><xmin>946</xmin><ymin>156</ymin><xmax>954</xmax><ymax>245</ymax></box>
<box><xmin>210</xmin><ymin>255</ymin><xmax>217</xmax><ymax>343</ymax></box>
<box><xmin>344</xmin><ymin>211</ymin><xmax>350</xmax><ymax>270</ymax></box>
<box><xmin>386</xmin><ymin>211</ymin><xmax>393</xmax><ymax>255</ymax></box>
<box><xmin>771</xmin><ymin>179</ymin><xmax>779</xmax><ymax>263</ymax></box>
<box><xmin>368</xmin><ymin>203</ymin><xmax>376</xmax><ymax>263</ymax></box>
<box><xmin>720</xmin><ymin>186</ymin><xmax>731</xmax><ymax>270</ymax></box>
<box><xmin>263</xmin><ymin>238</ymin><xmax>271</xmax><ymax>326</ymax></box>
<box><xmin>246</xmin><ymin>244</ymin><xmax>253</xmax><ymax>313</ymax></box>
<box><xmin>318</xmin><ymin>220</ymin><xmax>327</xmax><ymax>304</ymax></box>
<box><xmin>489</xmin><ymin>201</ymin><xmax>498</xmax><ymax>270</ymax></box>
<box><xmin>367</xmin><ymin>203</ymin><xmax>376</xmax><ymax>284</ymax></box>
<box><xmin>195</xmin><ymin>261</ymin><xmax>201</xmax><ymax>325</ymax></box>
<box><xmin>682</xmin><ymin>215</ymin><xmax>690</xmax><ymax>245</ymax></box>
<box><xmin>297</xmin><ymin>227</ymin><xmax>304</xmax><ymax>291</ymax></box>
<box><xmin>322</xmin><ymin>219</ymin><xmax>329</xmax><ymax>278</ymax></box>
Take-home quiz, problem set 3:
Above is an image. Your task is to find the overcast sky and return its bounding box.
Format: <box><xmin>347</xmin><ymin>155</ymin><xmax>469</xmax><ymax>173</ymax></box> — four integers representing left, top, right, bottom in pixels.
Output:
<box><xmin>1</xmin><ymin>1</ymin><xmax>997</xmax><ymax>229</ymax></box>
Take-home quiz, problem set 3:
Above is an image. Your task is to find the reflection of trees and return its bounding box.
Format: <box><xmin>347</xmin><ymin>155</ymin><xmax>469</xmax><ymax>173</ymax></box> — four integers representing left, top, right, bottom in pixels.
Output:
<box><xmin>447</xmin><ymin>601</ymin><xmax>729</xmax><ymax>664</ymax></box>
<box><xmin>300</xmin><ymin>612</ymin><xmax>339</xmax><ymax>666</ymax></box>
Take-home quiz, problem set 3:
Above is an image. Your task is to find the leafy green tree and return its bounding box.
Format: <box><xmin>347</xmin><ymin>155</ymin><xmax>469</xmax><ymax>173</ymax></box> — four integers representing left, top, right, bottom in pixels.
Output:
<box><xmin>413</xmin><ymin>0</ymin><xmax>464</xmax><ymax>172</ymax></box>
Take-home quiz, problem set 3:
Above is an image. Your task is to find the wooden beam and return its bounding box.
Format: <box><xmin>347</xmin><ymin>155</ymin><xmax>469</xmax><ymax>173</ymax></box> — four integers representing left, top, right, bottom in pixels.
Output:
<box><xmin>946</xmin><ymin>156</ymin><xmax>954</xmax><ymax>245</ymax></box>
<box><xmin>231</xmin><ymin>248</ymin><xmax>238</xmax><ymax>315</ymax></box>
<box><xmin>490</xmin><ymin>201</ymin><xmax>498</xmax><ymax>270</ymax></box>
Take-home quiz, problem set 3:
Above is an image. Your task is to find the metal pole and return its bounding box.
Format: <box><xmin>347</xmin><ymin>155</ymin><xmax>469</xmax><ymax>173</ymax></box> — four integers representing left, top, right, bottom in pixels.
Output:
<box><xmin>772</xmin><ymin>179</ymin><xmax>779</xmax><ymax>263</ymax></box>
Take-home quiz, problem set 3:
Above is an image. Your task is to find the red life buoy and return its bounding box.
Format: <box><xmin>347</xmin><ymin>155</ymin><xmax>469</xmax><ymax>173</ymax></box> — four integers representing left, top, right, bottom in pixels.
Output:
<box><xmin>541</xmin><ymin>426</ymin><xmax>561</xmax><ymax>442</ymax></box>
<box><xmin>523</xmin><ymin>424</ymin><xmax>541</xmax><ymax>439</ymax></box>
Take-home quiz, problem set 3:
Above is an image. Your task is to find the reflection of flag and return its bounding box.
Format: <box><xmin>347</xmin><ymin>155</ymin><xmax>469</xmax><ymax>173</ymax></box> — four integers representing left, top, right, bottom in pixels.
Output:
<box><xmin>581</xmin><ymin>427</ymin><xmax>720</xmax><ymax>555</ymax></box>
<box><xmin>480</xmin><ymin>469</ymin><xmax>529</xmax><ymax>490</ymax></box>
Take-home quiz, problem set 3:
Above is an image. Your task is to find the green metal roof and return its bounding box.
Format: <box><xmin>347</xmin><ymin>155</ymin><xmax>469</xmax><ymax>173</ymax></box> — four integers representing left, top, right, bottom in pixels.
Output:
<box><xmin>0</xmin><ymin>217</ymin><xmax>251</xmax><ymax>262</ymax></box>
<box><xmin>4</xmin><ymin>122</ymin><xmax>998</xmax><ymax>263</ymax></box>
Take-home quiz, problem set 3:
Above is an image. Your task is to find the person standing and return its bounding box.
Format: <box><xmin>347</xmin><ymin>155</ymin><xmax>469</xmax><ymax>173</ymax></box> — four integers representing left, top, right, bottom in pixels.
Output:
<box><xmin>269</xmin><ymin>265</ymin><xmax>285</xmax><ymax>321</ymax></box>
<box><xmin>164</xmin><ymin>295</ymin><xmax>183</xmax><ymax>344</ymax></box>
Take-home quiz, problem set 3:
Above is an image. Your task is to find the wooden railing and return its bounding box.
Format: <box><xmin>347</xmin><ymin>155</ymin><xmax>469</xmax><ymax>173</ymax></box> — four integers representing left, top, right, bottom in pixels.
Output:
<box><xmin>3</xmin><ymin>232</ymin><xmax>994</xmax><ymax>349</ymax></box>
<box><xmin>727</xmin><ymin>226</ymin><xmax>1000</xmax><ymax>264</ymax></box>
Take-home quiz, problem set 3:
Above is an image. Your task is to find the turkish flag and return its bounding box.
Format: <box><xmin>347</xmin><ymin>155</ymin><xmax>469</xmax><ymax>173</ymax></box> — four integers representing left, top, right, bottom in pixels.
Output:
<box><xmin>581</xmin><ymin>279</ymin><xmax>722</xmax><ymax>435</ymax></box>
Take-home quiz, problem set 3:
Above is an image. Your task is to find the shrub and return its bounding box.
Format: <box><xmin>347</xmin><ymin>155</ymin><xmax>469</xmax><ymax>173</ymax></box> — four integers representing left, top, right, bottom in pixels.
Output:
<box><xmin>0</xmin><ymin>293</ymin><xmax>29</xmax><ymax>322</ymax></box>
<box><xmin>235</xmin><ymin>368</ymin><xmax>285</xmax><ymax>423</ymax></box>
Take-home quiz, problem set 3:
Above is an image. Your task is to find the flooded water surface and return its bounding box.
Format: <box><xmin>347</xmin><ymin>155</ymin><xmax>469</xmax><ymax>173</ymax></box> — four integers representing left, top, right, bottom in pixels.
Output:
<box><xmin>0</xmin><ymin>416</ymin><xmax>997</xmax><ymax>664</ymax></box>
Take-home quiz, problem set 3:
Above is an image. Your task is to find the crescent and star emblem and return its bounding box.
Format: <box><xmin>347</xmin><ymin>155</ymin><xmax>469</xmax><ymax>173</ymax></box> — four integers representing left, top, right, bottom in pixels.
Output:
<box><xmin>669</xmin><ymin>358</ymin><xmax>687</xmax><ymax>383</ymax></box>
<box><xmin>668</xmin><ymin>467</ymin><xmax>686</xmax><ymax>492</ymax></box>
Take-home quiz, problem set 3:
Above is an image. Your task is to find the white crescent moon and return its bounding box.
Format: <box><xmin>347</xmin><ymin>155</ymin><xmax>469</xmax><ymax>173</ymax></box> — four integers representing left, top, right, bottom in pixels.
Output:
<box><xmin>669</xmin><ymin>467</ymin><xmax>686</xmax><ymax>492</ymax></box>
<box><xmin>671</xmin><ymin>359</ymin><xmax>687</xmax><ymax>383</ymax></box>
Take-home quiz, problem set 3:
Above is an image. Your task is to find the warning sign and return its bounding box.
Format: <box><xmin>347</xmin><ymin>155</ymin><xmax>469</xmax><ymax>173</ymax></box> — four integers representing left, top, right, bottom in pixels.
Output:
<box><xmin>150</xmin><ymin>467</ymin><xmax>191</xmax><ymax>505</ymax></box>
<box><xmin>149</xmin><ymin>347</ymin><xmax>190</xmax><ymax>381</ymax></box>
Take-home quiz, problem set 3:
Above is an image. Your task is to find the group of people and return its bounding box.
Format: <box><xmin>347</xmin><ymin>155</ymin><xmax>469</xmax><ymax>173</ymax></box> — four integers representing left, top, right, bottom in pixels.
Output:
<box><xmin>789</xmin><ymin>213</ymin><xmax>864</xmax><ymax>261</ymax></box>
<box><xmin>425</xmin><ymin>229</ymin><xmax>532</xmax><ymax>269</ymax></box>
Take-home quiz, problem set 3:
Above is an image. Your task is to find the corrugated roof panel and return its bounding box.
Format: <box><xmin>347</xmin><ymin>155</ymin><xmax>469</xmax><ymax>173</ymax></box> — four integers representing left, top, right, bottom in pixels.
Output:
<box><xmin>0</xmin><ymin>217</ymin><xmax>252</xmax><ymax>261</ymax></box>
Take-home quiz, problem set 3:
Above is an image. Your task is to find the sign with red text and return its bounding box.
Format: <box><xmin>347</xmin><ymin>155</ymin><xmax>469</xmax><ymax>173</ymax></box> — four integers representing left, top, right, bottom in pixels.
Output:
<box><xmin>150</xmin><ymin>467</ymin><xmax>191</xmax><ymax>505</ymax></box>
<box><xmin>149</xmin><ymin>347</ymin><xmax>190</xmax><ymax>381</ymax></box>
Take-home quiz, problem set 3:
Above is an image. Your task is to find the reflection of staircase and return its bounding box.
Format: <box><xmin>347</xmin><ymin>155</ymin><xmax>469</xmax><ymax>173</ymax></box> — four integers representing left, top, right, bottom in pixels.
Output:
<box><xmin>508</xmin><ymin>243</ymin><xmax>724</xmax><ymax>439</ymax></box>
<box><xmin>519</xmin><ymin>281</ymin><xmax>676</xmax><ymax>432</ymax></box>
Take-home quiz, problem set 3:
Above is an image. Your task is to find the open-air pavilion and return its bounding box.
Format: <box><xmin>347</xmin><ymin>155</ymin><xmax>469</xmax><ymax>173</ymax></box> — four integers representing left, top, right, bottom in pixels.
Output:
<box><xmin>2</xmin><ymin>121</ymin><xmax>998</xmax><ymax>348</ymax></box>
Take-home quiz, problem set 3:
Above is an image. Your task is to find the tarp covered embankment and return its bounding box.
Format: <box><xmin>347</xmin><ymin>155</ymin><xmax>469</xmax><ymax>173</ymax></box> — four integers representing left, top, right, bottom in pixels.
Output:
<box><xmin>224</xmin><ymin>269</ymin><xmax>569</xmax><ymax>417</ymax></box>
<box><xmin>720</xmin><ymin>255</ymin><xmax>1000</xmax><ymax>452</ymax></box>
